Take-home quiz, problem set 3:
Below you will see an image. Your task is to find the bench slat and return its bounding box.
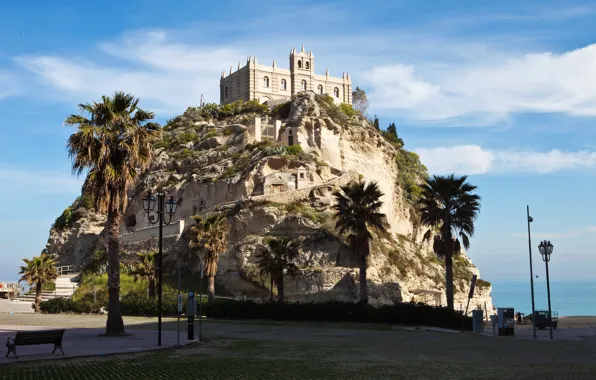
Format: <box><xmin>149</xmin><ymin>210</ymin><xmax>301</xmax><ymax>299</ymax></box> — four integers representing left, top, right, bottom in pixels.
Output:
<box><xmin>13</xmin><ymin>329</ymin><xmax>65</xmax><ymax>346</ymax></box>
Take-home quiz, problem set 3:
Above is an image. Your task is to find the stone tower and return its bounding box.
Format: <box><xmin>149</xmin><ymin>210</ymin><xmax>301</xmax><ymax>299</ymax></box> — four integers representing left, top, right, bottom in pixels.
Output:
<box><xmin>289</xmin><ymin>45</ymin><xmax>314</xmax><ymax>94</ymax></box>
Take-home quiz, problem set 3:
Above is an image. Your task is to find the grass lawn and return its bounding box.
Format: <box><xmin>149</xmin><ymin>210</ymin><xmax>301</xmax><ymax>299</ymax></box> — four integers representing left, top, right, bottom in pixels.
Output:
<box><xmin>1</xmin><ymin>339</ymin><xmax>596</xmax><ymax>380</ymax></box>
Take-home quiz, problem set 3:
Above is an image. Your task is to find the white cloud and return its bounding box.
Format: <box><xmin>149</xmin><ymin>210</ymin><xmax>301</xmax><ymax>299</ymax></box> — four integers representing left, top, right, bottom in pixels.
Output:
<box><xmin>0</xmin><ymin>166</ymin><xmax>82</xmax><ymax>195</ymax></box>
<box><xmin>366</xmin><ymin>44</ymin><xmax>596</xmax><ymax>125</ymax></box>
<box><xmin>17</xmin><ymin>30</ymin><xmax>247</xmax><ymax>114</ymax></box>
<box><xmin>416</xmin><ymin>145</ymin><xmax>596</xmax><ymax>175</ymax></box>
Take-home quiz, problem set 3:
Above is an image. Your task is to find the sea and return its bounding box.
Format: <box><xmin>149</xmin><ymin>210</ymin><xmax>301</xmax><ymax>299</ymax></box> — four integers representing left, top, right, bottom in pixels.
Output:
<box><xmin>491</xmin><ymin>281</ymin><xmax>596</xmax><ymax>317</ymax></box>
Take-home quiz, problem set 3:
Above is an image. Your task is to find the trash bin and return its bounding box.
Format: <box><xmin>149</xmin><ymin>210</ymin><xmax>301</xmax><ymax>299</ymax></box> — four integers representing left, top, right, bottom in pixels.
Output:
<box><xmin>497</xmin><ymin>307</ymin><xmax>515</xmax><ymax>336</ymax></box>
<box><xmin>490</xmin><ymin>315</ymin><xmax>498</xmax><ymax>336</ymax></box>
<box><xmin>472</xmin><ymin>309</ymin><xmax>484</xmax><ymax>332</ymax></box>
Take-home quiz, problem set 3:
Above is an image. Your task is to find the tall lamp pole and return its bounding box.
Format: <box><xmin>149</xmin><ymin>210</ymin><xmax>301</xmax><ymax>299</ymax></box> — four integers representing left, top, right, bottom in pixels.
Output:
<box><xmin>142</xmin><ymin>191</ymin><xmax>177</xmax><ymax>347</ymax></box>
<box><xmin>526</xmin><ymin>206</ymin><xmax>537</xmax><ymax>339</ymax></box>
<box><xmin>538</xmin><ymin>240</ymin><xmax>554</xmax><ymax>340</ymax></box>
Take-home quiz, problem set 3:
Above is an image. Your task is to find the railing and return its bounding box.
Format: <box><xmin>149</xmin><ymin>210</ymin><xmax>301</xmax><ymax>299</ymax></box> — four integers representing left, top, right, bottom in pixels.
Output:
<box><xmin>56</xmin><ymin>265</ymin><xmax>74</xmax><ymax>275</ymax></box>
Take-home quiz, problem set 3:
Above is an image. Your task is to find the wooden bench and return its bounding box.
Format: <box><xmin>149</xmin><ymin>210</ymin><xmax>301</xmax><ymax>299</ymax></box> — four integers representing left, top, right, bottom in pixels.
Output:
<box><xmin>5</xmin><ymin>329</ymin><xmax>65</xmax><ymax>359</ymax></box>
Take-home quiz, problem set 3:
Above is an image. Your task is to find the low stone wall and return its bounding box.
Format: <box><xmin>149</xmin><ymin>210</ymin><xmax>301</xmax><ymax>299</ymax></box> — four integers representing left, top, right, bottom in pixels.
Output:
<box><xmin>250</xmin><ymin>171</ymin><xmax>359</xmax><ymax>204</ymax></box>
<box><xmin>119</xmin><ymin>218</ymin><xmax>187</xmax><ymax>243</ymax></box>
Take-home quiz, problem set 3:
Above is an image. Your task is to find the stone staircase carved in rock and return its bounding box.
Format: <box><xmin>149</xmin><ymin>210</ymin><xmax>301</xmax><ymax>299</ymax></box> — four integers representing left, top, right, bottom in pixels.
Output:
<box><xmin>17</xmin><ymin>268</ymin><xmax>80</xmax><ymax>303</ymax></box>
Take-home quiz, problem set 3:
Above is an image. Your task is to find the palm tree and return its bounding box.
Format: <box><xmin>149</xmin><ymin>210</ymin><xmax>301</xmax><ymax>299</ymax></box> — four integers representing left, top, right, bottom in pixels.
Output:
<box><xmin>332</xmin><ymin>180</ymin><xmax>386</xmax><ymax>304</ymax></box>
<box><xmin>257</xmin><ymin>237</ymin><xmax>301</xmax><ymax>303</ymax></box>
<box><xmin>19</xmin><ymin>254</ymin><xmax>58</xmax><ymax>312</ymax></box>
<box><xmin>130</xmin><ymin>251</ymin><xmax>158</xmax><ymax>298</ymax></box>
<box><xmin>418</xmin><ymin>174</ymin><xmax>481</xmax><ymax>311</ymax></box>
<box><xmin>65</xmin><ymin>92</ymin><xmax>161</xmax><ymax>335</ymax></box>
<box><xmin>187</xmin><ymin>213</ymin><xmax>229</xmax><ymax>301</ymax></box>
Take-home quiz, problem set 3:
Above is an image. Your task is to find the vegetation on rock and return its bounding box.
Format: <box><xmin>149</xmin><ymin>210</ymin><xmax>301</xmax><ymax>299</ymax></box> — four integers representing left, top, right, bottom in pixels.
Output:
<box><xmin>42</xmin><ymin>87</ymin><xmax>487</xmax><ymax>313</ymax></box>
<box><xmin>52</xmin><ymin>194</ymin><xmax>95</xmax><ymax>231</ymax></box>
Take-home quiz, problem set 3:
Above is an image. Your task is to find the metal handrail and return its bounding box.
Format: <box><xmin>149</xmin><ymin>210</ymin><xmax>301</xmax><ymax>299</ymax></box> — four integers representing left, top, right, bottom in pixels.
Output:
<box><xmin>56</xmin><ymin>265</ymin><xmax>74</xmax><ymax>275</ymax></box>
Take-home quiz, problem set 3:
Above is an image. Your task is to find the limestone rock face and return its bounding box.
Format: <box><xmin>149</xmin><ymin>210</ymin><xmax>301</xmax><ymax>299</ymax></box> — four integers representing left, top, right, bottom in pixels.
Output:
<box><xmin>45</xmin><ymin>209</ymin><xmax>106</xmax><ymax>270</ymax></box>
<box><xmin>44</xmin><ymin>92</ymin><xmax>493</xmax><ymax>312</ymax></box>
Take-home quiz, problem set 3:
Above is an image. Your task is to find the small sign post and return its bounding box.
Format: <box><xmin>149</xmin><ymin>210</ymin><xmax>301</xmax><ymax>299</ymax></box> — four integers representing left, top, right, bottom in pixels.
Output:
<box><xmin>461</xmin><ymin>275</ymin><xmax>478</xmax><ymax>333</ymax></box>
<box><xmin>187</xmin><ymin>290</ymin><xmax>195</xmax><ymax>340</ymax></box>
<box><xmin>198</xmin><ymin>262</ymin><xmax>204</xmax><ymax>342</ymax></box>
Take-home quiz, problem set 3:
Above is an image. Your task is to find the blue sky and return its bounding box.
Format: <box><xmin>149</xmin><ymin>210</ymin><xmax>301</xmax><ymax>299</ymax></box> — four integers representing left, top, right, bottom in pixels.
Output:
<box><xmin>1</xmin><ymin>0</ymin><xmax>596</xmax><ymax>282</ymax></box>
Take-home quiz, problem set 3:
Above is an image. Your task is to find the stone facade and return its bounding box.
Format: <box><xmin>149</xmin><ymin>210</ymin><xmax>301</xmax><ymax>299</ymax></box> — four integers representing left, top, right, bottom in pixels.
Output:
<box><xmin>220</xmin><ymin>46</ymin><xmax>352</xmax><ymax>105</ymax></box>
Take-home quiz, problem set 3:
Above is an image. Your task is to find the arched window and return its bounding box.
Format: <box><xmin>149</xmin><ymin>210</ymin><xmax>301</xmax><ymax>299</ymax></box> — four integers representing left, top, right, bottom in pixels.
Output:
<box><xmin>298</xmin><ymin>61</ymin><xmax>302</xmax><ymax>69</ymax></box>
<box><xmin>317</xmin><ymin>84</ymin><xmax>323</xmax><ymax>94</ymax></box>
<box><xmin>225</xmin><ymin>86</ymin><xmax>228</xmax><ymax>98</ymax></box>
<box><xmin>280</xmin><ymin>79</ymin><xmax>287</xmax><ymax>90</ymax></box>
<box><xmin>305</xmin><ymin>61</ymin><xmax>310</xmax><ymax>69</ymax></box>
<box><xmin>333</xmin><ymin>87</ymin><xmax>339</xmax><ymax>97</ymax></box>
<box><xmin>263</xmin><ymin>76</ymin><xmax>269</xmax><ymax>88</ymax></box>
<box><xmin>301</xmin><ymin>80</ymin><xmax>307</xmax><ymax>91</ymax></box>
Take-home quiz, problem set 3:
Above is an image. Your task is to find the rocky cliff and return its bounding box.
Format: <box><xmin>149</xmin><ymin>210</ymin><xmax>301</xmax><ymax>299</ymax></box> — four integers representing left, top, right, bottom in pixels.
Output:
<box><xmin>45</xmin><ymin>93</ymin><xmax>493</xmax><ymax>312</ymax></box>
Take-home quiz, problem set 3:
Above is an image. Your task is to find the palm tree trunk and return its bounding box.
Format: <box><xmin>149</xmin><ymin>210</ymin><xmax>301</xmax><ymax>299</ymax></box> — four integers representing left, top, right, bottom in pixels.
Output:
<box><xmin>445</xmin><ymin>253</ymin><xmax>455</xmax><ymax>311</ymax></box>
<box><xmin>208</xmin><ymin>275</ymin><xmax>215</xmax><ymax>302</ymax></box>
<box><xmin>148</xmin><ymin>278</ymin><xmax>156</xmax><ymax>298</ymax></box>
<box><xmin>105</xmin><ymin>201</ymin><xmax>125</xmax><ymax>335</ymax></box>
<box><xmin>359</xmin><ymin>256</ymin><xmax>368</xmax><ymax>304</ymax></box>
<box><xmin>277</xmin><ymin>274</ymin><xmax>285</xmax><ymax>303</ymax></box>
<box><xmin>34</xmin><ymin>282</ymin><xmax>42</xmax><ymax>313</ymax></box>
<box><xmin>359</xmin><ymin>240</ymin><xmax>369</xmax><ymax>304</ymax></box>
<box><xmin>270</xmin><ymin>277</ymin><xmax>274</xmax><ymax>302</ymax></box>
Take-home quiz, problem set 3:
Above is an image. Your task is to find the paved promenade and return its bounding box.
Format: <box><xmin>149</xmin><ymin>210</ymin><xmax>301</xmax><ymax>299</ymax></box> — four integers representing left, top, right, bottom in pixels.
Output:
<box><xmin>0</xmin><ymin>313</ymin><xmax>595</xmax><ymax>379</ymax></box>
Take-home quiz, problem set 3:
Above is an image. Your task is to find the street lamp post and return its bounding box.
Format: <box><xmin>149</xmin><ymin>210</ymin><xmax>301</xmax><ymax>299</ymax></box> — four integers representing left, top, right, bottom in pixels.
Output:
<box><xmin>142</xmin><ymin>191</ymin><xmax>177</xmax><ymax>347</ymax></box>
<box><xmin>538</xmin><ymin>240</ymin><xmax>554</xmax><ymax>340</ymax></box>
<box><xmin>526</xmin><ymin>206</ymin><xmax>537</xmax><ymax>339</ymax></box>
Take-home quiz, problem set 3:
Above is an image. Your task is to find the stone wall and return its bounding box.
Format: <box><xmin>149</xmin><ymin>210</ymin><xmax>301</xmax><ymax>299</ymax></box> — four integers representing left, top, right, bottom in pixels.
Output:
<box><xmin>119</xmin><ymin>218</ymin><xmax>186</xmax><ymax>244</ymax></box>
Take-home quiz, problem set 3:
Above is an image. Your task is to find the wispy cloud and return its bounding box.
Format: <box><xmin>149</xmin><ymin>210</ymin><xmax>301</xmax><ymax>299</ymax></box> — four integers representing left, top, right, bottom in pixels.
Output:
<box><xmin>416</xmin><ymin>145</ymin><xmax>596</xmax><ymax>175</ymax></box>
<box><xmin>16</xmin><ymin>30</ymin><xmax>250</xmax><ymax>114</ymax></box>
<box><xmin>511</xmin><ymin>226</ymin><xmax>596</xmax><ymax>239</ymax></box>
<box><xmin>0</xmin><ymin>71</ymin><xmax>20</xmax><ymax>100</ymax></box>
<box><xmin>0</xmin><ymin>166</ymin><xmax>82</xmax><ymax>195</ymax></box>
<box><xmin>366</xmin><ymin>44</ymin><xmax>596</xmax><ymax>125</ymax></box>
<box><xmin>10</xmin><ymin>4</ymin><xmax>596</xmax><ymax>127</ymax></box>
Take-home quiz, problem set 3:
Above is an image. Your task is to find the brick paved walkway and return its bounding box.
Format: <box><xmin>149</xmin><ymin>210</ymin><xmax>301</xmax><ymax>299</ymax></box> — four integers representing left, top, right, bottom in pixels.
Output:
<box><xmin>0</xmin><ymin>314</ymin><xmax>595</xmax><ymax>379</ymax></box>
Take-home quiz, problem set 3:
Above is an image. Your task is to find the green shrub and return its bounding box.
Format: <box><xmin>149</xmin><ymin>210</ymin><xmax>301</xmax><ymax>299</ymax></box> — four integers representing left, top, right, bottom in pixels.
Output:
<box><xmin>284</xmin><ymin>145</ymin><xmax>303</xmax><ymax>156</ymax></box>
<box><xmin>153</xmin><ymin>134</ymin><xmax>172</xmax><ymax>149</ymax></box>
<box><xmin>204</xmin><ymin>300</ymin><xmax>472</xmax><ymax>330</ymax></box>
<box><xmin>177</xmin><ymin>131</ymin><xmax>198</xmax><ymax>144</ymax></box>
<box><xmin>53</xmin><ymin>207</ymin><xmax>73</xmax><ymax>230</ymax></box>
<box><xmin>339</xmin><ymin>103</ymin><xmax>358</xmax><ymax>117</ymax></box>
<box><xmin>284</xmin><ymin>201</ymin><xmax>328</xmax><ymax>224</ymax></box>
<box><xmin>396</xmin><ymin>149</ymin><xmax>428</xmax><ymax>204</ymax></box>
<box><xmin>203</xmin><ymin>131</ymin><xmax>218</xmax><ymax>139</ymax></box>
<box><xmin>263</xmin><ymin>146</ymin><xmax>287</xmax><ymax>157</ymax></box>
<box><xmin>119</xmin><ymin>294</ymin><xmax>186</xmax><ymax>317</ymax></box>
<box><xmin>172</xmin><ymin>149</ymin><xmax>195</xmax><ymax>161</ymax></box>
<box><xmin>477</xmin><ymin>279</ymin><xmax>491</xmax><ymax>288</ymax></box>
<box><xmin>40</xmin><ymin>297</ymin><xmax>103</xmax><ymax>314</ymax></box>
<box><xmin>195</xmin><ymin>100</ymin><xmax>268</xmax><ymax>120</ymax></box>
